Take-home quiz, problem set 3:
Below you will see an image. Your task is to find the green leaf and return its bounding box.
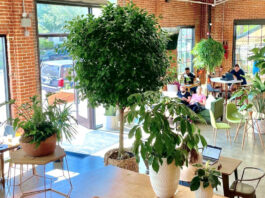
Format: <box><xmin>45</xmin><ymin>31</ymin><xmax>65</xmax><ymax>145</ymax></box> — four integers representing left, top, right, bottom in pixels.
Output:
<box><xmin>190</xmin><ymin>176</ymin><xmax>201</xmax><ymax>191</ymax></box>
<box><xmin>152</xmin><ymin>158</ymin><xmax>159</xmax><ymax>173</ymax></box>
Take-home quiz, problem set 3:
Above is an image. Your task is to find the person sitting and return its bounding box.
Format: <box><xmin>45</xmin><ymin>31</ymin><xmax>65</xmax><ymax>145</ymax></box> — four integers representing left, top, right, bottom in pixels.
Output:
<box><xmin>177</xmin><ymin>85</ymin><xmax>191</xmax><ymax>105</ymax></box>
<box><xmin>230</xmin><ymin>64</ymin><xmax>247</xmax><ymax>85</ymax></box>
<box><xmin>189</xmin><ymin>86</ymin><xmax>206</xmax><ymax>113</ymax></box>
<box><xmin>184</xmin><ymin>67</ymin><xmax>195</xmax><ymax>84</ymax></box>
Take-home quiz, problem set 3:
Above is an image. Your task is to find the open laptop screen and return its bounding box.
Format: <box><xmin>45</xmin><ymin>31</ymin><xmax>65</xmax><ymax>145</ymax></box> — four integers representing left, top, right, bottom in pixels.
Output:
<box><xmin>202</xmin><ymin>145</ymin><xmax>222</xmax><ymax>160</ymax></box>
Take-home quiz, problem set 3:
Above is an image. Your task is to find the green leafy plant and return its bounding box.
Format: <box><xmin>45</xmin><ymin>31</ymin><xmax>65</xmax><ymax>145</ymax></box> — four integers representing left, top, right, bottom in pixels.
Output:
<box><xmin>64</xmin><ymin>3</ymin><xmax>170</xmax><ymax>159</ymax></box>
<box><xmin>249</xmin><ymin>41</ymin><xmax>265</xmax><ymax>75</ymax></box>
<box><xmin>126</xmin><ymin>91</ymin><xmax>207</xmax><ymax>172</ymax></box>
<box><xmin>0</xmin><ymin>96</ymin><xmax>77</xmax><ymax>147</ymax></box>
<box><xmin>165</xmin><ymin>66</ymin><xmax>179</xmax><ymax>84</ymax></box>
<box><xmin>190</xmin><ymin>162</ymin><xmax>221</xmax><ymax>191</ymax></box>
<box><xmin>192</xmin><ymin>38</ymin><xmax>224</xmax><ymax>81</ymax></box>
<box><xmin>105</xmin><ymin>105</ymin><xmax>117</xmax><ymax>116</ymax></box>
<box><xmin>231</xmin><ymin>43</ymin><xmax>265</xmax><ymax>118</ymax></box>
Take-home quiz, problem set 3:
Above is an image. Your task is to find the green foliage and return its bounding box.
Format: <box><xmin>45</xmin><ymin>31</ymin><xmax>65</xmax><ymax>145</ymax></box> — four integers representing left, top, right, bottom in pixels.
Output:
<box><xmin>126</xmin><ymin>91</ymin><xmax>207</xmax><ymax>172</ymax></box>
<box><xmin>39</xmin><ymin>39</ymin><xmax>54</xmax><ymax>50</ymax></box>
<box><xmin>190</xmin><ymin>163</ymin><xmax>221</xmax><ymax>191</ymax></box>
<box><xmin>167</xmin><ymin>33</ymin><xmax>179</xmax><ymax>50</ymax></box>
<box><xmin>248</xmin><ymin>40</ymin><xmax>265</xmax><ymax>75</ymax></box>
<box><xmin>165</xmin><ymin>67</ymin><xmax>179</xmax><ymax>84</ymax></box>
<box><xmin>192</xmin><ymin>38</ymin><xmax>224</xmax><ymax>73</ymax></box>
<box><xmin>0</xmin><ymin>96</ymin><xmax>77</xmax><ymax>147</ymax></box>
<box><xmin>105</xmin><ymin>105</ymin><xmax>117</xmax><ymax>116</ymax></box>
<box><xmin>231</xmin><ymin>73</ymin><xmax>265</xmax><ymax>116</ymax></box>
<box><xmin>64</xmin><ymin>3</ymin><xmax>169</xmax><ymax>109</ymax></box>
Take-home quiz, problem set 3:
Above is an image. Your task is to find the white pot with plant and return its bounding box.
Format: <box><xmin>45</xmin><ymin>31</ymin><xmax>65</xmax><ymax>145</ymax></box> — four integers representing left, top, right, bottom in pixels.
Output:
<box><xmin>190</xmin><ymin>162</ymin><xmax>221</xmax><ymax>198</ymax></box>
<box><xmin>104</xmin><ymin>106</ymin><xmax>118</xmax><ymax>130</ymax></box>
<box><xmin>127</xmin><ymin>91</ymin><xmax>207</xmax><ymax>198</ymax></box>
<box><xmin>166</xmin><ymin>67</ymin><xmax>179</xmax><ymax>93</ymax></box>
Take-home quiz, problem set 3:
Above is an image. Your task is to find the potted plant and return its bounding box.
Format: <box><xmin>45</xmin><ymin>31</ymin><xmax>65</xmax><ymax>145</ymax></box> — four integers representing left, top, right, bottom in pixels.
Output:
<box><xmin>190</xmin><ymin>163</ymin><xmax>221</xmax><ymax>198</ymax></box>
<box><xmin>231</xmin><ymin>43</ymin><xmax>265</xmax><ymax>134</ymax></box>
<box><xmin>166</xmin><ymin>66</ymin><xmax>180</xmax><ymax>92</ymax></box>
<box><xmin>127</xmin><ymin>91</ymin><xmax>207</xmax><ymax>198</ymax></box>
<box><xmin>191</xmin><ymin>38</ymin><xmax>224</xmax><ymax>85</ymax></box>
<box><xmin>104</xmin><ymin>105</ymin><xmax>118</xmax><ymax>130</ymax></box>
<box><xmin>0</xmin><ymin>96</ymin><xmax>77</xmax><ymax>157</ymax></box>
<box><xmin>64</xmin><ymin>3</ymin><xmax>170</xmax><ymax>171</ymax></box>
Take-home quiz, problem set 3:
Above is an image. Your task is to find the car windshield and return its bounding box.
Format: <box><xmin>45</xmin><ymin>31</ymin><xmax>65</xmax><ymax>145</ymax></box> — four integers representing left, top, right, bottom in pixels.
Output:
<box><xmin>62</xmin><ymin>64</ymin><xmax>73</xmax><ymax>79</ymax></box>
<box><xmin>41</xmin><ymin>64</ymin><xmax>60</xmax><ymax>78</ymax></box>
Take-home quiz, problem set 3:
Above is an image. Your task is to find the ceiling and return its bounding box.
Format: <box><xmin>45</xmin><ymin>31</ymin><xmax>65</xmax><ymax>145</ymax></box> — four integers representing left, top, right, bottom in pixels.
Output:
<box><xmin>175</xmin><ymin>0</ymin><xmax>229</xmax><ymax>6</ymax></box>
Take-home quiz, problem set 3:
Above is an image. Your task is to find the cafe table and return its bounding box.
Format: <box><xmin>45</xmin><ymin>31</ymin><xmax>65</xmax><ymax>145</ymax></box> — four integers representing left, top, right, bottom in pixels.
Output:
<box><xmin>210</xmin><ymin>77</ymin><xmax>242</xmax><ymax>103</ymax></box>
<box><xmin>49</xmin><ymin>165</ymin><xmax>227</xmax><ymax>198</ymax></box>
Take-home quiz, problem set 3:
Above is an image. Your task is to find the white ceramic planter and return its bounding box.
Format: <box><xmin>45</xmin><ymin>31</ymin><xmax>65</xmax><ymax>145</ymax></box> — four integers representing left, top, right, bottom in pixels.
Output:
<box><xmin>167</xmin><ymin>84</ymin><xmax>178</xmax><ymax>92</ymax></box>
<box><xmin>150</xmin><ymin>158</ymin><xmax>180</xmax><ymax>198</ymax></box>
<box><xmin>195</xmin><ymin>183</ymin><xmax>213</xmax><ymax>198</ymax></box>
<box><xmin>104</xmin><ymin>116</ymin><xmax>118</xmax><ymax>130</ymax></box>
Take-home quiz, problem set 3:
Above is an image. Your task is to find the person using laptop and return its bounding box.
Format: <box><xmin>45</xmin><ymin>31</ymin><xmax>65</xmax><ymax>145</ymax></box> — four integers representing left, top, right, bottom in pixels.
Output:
<box><xmin>230</xmin><ymin>64</ymin><xmax>247</xmax><ymax>85</ymax></box>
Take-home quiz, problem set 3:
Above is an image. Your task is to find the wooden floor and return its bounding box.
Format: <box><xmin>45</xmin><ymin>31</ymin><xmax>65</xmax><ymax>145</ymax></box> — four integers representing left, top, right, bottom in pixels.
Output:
<box><xmin>0</xmin><ymin>123</ymin><xmax>265</xmax><ymax>198</ymax></box>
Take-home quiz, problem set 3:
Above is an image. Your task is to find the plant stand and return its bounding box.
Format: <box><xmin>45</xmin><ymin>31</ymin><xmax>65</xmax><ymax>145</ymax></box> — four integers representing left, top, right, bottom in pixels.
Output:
<box><xmin>9</xmin><ymin>146</ymin><xmax>72</xmax><ymax>198</ymax></box>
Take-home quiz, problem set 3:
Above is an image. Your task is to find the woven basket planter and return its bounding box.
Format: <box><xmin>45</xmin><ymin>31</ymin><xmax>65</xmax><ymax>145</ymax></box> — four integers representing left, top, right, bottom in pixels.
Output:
<box><xmin>104</xmin><ymin>148</ymin><xmax>139</xmax><ymax>172</ymax></box>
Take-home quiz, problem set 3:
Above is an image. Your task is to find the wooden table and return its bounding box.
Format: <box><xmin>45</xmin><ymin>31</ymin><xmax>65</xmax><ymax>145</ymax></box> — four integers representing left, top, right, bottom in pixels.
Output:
<box><xmin>210</xmin><ymin>77</ymin><xmax>242</xmax><ymax>103</ymax></box>
<box><xmin>10</xmin><ymin>146</ymin><xmax>72</xmax><ymax>198</ymax></box>
<box><xmin>213</xmin><ymin>156</ymin><xmax>242</xmax><ymax>197</ymax></box>
<box><xmin>0</xmin><ymin>144</ymin><xmax>19</xmax><ymax>188</ymax></box>
<box><xmin>183</xmin><ymin>82</ymin><xmax>200</xmax><ymax>93</ymax></box>
<box><xmin>51</xmin><ymin>165</ymin><xmax>227</xmax><ymax>198</ymax></box>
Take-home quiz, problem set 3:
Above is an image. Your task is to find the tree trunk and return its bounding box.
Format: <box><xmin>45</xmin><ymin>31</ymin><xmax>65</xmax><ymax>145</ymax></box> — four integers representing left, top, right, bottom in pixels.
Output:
<box><xmin>119</xmin><ymin>107</ymin><xmax>125</xmax><ymax>158</ymax></box>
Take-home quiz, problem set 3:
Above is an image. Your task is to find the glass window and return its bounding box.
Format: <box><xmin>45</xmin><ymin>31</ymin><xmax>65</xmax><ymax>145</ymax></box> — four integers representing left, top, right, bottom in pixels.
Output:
<box><xmin>234</xmin><ymin>23</ymin><xmax>265</xmax><ymax>73</ymax></box>
<box><xmin>37</xmin><ymin>4</ymin><xmax>88</xmax><ymax>34</ymax></box>
<box><xmin>177</xmin><ymin>27</ymin><xmax>195</xmax><ymax>74</ymax></box>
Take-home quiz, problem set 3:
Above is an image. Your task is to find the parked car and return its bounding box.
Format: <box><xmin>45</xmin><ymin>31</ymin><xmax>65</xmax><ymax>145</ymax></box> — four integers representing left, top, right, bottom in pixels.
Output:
<box><xmin>41</xmin><ymin>60</ymin><xmax>74</xmax><ymax>93</ymax></box>
<box><xmin>40</xmin><ymin>49</ymin><xmax>71</xmax><ymax>62</ymax></box>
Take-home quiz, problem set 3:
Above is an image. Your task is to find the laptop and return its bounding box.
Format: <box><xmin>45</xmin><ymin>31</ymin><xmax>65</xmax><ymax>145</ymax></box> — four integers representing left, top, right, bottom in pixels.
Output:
<box><xmin>202</xmin><ymin>145</ymin><xmax>222</xmax><ymax>165</ymax></box>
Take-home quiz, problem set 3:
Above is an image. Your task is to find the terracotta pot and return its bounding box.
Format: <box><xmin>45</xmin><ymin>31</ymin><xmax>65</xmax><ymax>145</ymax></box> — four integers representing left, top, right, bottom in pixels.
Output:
<box><xmin>150</xmin><ymin>158</ymin><xmax>180</xmax><ymax>198</ymax></box>
<box><xmin>104</xmin><ymin>148</ymin><xmax>139</xmax><ymax>172</ymax></box>
<box><xmin>20</xmin><ymin>134</ymin><xmax>57</xmax><ymax>157</ymax></box>
<box><xmin>195</xmin><ymin>183</ymin><xmax>213</xmax><ymax>198</ymax></box>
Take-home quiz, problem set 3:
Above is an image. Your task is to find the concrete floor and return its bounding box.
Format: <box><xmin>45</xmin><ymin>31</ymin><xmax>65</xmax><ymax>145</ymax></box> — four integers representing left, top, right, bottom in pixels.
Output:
<box><xmin>1</xmin><ymin>122</ymin><xmax>265</xmax><ymax>198</ymax></box>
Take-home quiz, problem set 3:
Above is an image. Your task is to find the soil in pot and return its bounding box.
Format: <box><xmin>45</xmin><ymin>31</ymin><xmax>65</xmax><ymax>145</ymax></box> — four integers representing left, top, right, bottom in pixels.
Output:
<box><xmin>20</xmin><ymin>134</ymin><xmax>57</xmax><ymax>157</ymax></box>
<box><xmin>104</xmin><ymin>148</ymin><xmax>139</xmax><ymax>172</ymax></box>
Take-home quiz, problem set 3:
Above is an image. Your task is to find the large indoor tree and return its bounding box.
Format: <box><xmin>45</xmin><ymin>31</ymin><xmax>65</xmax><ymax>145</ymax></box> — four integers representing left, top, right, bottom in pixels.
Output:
<box><xmin>64</xmin><ymin>3</ymin><xmax>170</xmax><ymax>159</ymax></box>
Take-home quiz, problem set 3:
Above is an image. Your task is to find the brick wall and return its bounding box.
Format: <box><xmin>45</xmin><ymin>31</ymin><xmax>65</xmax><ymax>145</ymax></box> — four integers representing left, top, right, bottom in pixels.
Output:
<box><xmin>0</xmin><ymin>0</ymin><xmax>39</xmax><ymax>116</ymax></box>
<box><xmin>120</xmin><ymin>0</ymin><xmax>265</xmax><ymax>74</ymax></box>
<box><xmin>211</xmin><ymin>0</ymin><xmax>265</xmax><ymax>73</ymax></box>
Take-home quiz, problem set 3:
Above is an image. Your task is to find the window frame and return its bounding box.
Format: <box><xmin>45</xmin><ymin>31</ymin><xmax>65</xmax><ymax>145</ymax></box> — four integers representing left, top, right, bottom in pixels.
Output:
<box><xmin>233</xmin><ymin>19</ymin><xmax>265</xmax><ymax>73</ymax></box>
<box><xmin>177</xmin><ymin>26</ymin><xmax>195</xmax><ymax>74</ymax></box>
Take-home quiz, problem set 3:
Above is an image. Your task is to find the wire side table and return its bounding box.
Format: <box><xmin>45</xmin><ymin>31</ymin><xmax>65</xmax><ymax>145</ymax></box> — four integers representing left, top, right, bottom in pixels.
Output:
<box><xmin>9</xmin><ymin>146</ymin><xmax>72</xmax><ymax>198</ymax></box>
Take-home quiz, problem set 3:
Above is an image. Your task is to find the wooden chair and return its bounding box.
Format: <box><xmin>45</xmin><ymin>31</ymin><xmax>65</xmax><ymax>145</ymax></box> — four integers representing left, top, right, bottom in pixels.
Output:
<box><xmin>209</xmin><ymin>111</ymin><xmax>231</xmax><ymax>146</ymax></box>
<box><xmin>229</xmin><ymin>167</ymin><xmax>265</xmax><ymax>198</ymax></box>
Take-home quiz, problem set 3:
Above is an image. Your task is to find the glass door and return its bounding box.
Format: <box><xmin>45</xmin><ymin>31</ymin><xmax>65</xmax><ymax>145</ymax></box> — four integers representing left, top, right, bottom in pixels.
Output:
<box><xmin>0</xmin><ymin>36</ymin><xmax>9</xmax><ymax>134</ymax></box>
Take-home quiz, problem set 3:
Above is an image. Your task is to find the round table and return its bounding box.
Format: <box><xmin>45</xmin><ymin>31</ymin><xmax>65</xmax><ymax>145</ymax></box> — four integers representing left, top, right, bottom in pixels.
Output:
<box><xmin>210</xmin><ymin>77</ymin><xmax>242</xmax><ymax>103</ymax></box>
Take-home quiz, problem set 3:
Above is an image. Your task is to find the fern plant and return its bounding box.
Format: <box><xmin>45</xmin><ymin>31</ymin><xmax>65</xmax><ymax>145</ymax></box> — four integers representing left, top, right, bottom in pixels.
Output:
<box><xmin>1</xmin><ymin>96</ymin><xmax>77</xmax><ymax>147</ymax></box>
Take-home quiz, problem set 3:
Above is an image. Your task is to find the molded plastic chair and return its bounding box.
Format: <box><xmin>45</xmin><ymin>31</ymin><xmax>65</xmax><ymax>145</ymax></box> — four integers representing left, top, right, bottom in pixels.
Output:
<box><xmin>226</xmin><ymin>103</ymin><xmax>245</xmax><ymax>142</ymax></box>
<box><xmin>210</xmin><ymin>111</ymin><xmax>231</xmax><ymax>146</ymax></box>
<box><xmin>230</xmin><ymin>167</ymin><xmax>265</xmax><ymax>198</ymax></box>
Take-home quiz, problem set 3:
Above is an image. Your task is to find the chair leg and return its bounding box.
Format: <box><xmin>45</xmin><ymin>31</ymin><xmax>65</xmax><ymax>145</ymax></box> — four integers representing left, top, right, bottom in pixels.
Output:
<box><xmin>234</xmin><ymin>122</ymin><xmax>241</xmax><ymax>142</ymax></box>
<box><xmin>227</xmin><ymin>129</ymin><xmax>232</xmax><ymax>144</ymax></box>
<box><xmin>242</xmin><ymin>122</ymin><xmax>248</xmax><ymax>150</ymax></box>
<box><xmin>214</xmin><ymin>128</ymin><xmax>217</xmax><ymax>146</ymax></box>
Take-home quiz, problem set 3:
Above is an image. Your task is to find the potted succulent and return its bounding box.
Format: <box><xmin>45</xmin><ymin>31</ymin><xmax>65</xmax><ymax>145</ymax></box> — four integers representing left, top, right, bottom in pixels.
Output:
<box><xmin>190</xmin><ymin>163</ymin><xmax>221</xmax><ymax>198</ymax></box>
<box><xmin>64</xmin><ymin>3</ymin><xmax>170</xmax><ymax>171</ymax></box>
<box><xmin>127</xmin><ymin>91</ymin><xmax>207</xmax><ymax>198</ymax></box>
<box><xmin>0</xmin><ymin>96</ymin><xmax>77</xmax><ymax>157</ymax></box>
<box><xmin>104</xmin><ymin>105</ymin><xmax>118</xmax><ymax>130</ymax></box>
<box><xmin>191</xmin><ymin>38</ymin><xmax>224</xmax><ymax>85</ymax></box>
